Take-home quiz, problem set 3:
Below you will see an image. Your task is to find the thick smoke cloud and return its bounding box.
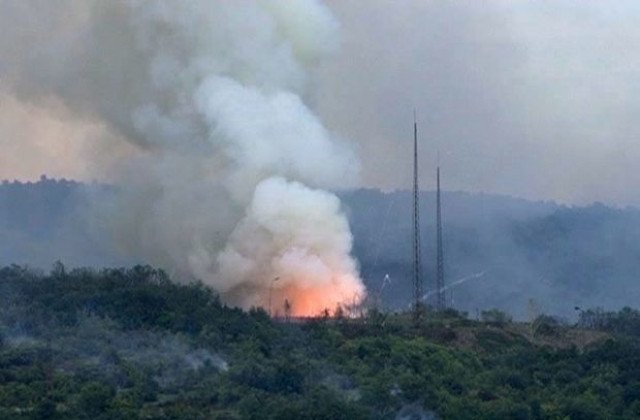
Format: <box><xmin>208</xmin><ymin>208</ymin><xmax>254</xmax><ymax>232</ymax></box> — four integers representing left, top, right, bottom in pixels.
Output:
<box><xmin>0</xmin><ymin>0</ymin><xmax>364</xmax><ymax>314</ymax></box>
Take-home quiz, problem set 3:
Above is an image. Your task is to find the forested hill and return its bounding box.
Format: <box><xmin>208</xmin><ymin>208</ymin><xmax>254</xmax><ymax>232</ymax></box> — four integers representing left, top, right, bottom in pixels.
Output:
<box><xmin>2</xmin><ymin>265</ymin><xmax>640</xmax><ymax>419</ymax></box>
<box><xmin>339</xmin><ymin>190</ymin><xmax>640</xmax><ymax>319</ymax></box>
<box><xmin>0</xmin><ymin>177</ymin><xmax>124</xmax><ymax>268</ymax></box>
<box><xmin>3</xmin><ymin>178</ymin><xmax>640</xmax><ymax>318</ymax></box>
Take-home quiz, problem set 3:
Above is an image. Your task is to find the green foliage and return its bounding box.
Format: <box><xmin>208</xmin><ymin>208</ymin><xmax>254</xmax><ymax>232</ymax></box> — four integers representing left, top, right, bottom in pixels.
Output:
<box><xmin>480</xmin><ymin>309</ymin><xmax>512</xmax><ymax>326</ymax></box>
<box><xmin>579</xmin><ymin>306</ymin><xmax>640</xmax><ymax>337</ymax></box>
<box><xmin>532</xmin><ymin>314</ymin><xmax>562</xmax><ymax>337</ymax></box>
<box><xmin>2</xmin><ymin>265</ymin><xmax>640</xmax><ymax>419</ymax></box>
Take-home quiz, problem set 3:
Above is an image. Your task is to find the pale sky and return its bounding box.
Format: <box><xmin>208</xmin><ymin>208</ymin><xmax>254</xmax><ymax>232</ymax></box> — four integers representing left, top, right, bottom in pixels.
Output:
<box><xmin>317</xmin><ymin>0</ymin><xmax>640</xmax><ymax>206</ymax></box>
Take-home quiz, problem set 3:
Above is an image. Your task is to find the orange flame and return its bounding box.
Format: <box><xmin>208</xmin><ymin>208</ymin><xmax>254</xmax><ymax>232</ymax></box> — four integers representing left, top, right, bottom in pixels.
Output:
<box><xmin>267</xmin><ymin>273</ymin><xmax>365</xmax><ymax>318</ymax></box>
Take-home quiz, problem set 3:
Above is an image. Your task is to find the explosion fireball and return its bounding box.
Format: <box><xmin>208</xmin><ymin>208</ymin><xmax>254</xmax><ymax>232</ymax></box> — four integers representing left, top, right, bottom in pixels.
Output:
<box><xmin>216</xmin><ymin>177</ymin><xmax>366</xmax><ymax>317</ymax></box>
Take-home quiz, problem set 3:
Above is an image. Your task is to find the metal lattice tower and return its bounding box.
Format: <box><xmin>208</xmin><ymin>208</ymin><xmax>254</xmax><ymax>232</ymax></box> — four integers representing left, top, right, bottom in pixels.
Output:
<box><xmin>436</xmin><ymin>166</ymin><xmax>446</xmax><ymax>310</ymax></box>
<box><xmin>412</xmin><ymin>115</ymin><xmax>424</xmax><ymax>322</ymax></box>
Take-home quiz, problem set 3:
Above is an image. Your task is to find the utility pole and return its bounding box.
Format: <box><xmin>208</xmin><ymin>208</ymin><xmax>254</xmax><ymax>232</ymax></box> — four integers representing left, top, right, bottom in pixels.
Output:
<box><xmin>412</xmin><ymin>113</ymin><xmax>424</xmax><ymax>323</ymax></box>
<box><xmin>436</xmin><ymin>165</ymin><xmax>445</xmax><ymax>311</ymax></box>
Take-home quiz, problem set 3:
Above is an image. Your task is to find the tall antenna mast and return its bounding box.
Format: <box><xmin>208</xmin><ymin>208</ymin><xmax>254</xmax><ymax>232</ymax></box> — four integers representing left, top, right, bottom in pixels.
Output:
<box><xmin>436</xmin><ymin>163</ymin><xmax>445</xmax><ymax>311</ymax></box>
<box><xmin>413</xmin><ymin>112</ymin><xmax>424</xmax><ymax>322</ymax></box>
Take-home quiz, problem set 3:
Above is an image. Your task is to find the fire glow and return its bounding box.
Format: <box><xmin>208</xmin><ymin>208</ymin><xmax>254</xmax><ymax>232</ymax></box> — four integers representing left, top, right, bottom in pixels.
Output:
<box><xmin>216</xmin><ymin>177</ymin><xmax>366</xmax><ymax>318</ymax></box>
<box><xmin>266</xmin><ymin>273</ymin><xmax>365</xmax><ymax>318</ymax></box>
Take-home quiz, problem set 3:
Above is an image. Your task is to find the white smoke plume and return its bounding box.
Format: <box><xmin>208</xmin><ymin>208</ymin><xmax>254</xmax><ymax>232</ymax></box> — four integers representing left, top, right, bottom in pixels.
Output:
<box><xmin>0</xmin><ymin>0</ymin><xmax>365</xmax><ymax>315</ymax></box>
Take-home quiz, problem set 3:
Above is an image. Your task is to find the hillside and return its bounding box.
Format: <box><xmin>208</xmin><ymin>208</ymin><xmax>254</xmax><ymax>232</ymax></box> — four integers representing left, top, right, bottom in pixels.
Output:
<box><xmin>340</xmin><ymin>190</ymin><xmax>640</xmax><ymax>319</ymax></box>
<box><xmin>4</xmin><ymin>179</ymin><xmax>640</xmax><ymax>318</ymax></box>
<box><xmin>2</xmin><ymin>265</ymin><xmax>640</xmax><ymax>419</ymax></box>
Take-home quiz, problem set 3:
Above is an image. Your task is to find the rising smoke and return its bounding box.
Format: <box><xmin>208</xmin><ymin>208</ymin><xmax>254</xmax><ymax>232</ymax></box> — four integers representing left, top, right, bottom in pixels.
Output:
<box><xmin>0</xmin><ymin>0</ymin><xmax>365</xmax><ymax>315</ymax></box>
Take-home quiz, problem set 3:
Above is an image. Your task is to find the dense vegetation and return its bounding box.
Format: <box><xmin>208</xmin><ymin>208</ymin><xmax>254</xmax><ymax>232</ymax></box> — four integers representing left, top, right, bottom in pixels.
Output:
<box><xmin>1</xmin><ymin>265</ymin><xmax>640</xmax><ymax>419</ymax></box>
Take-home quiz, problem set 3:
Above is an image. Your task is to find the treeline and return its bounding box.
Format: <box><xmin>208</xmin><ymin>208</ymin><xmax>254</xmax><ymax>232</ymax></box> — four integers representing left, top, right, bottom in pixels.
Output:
<box><xmin>2</xmin><ymin>265</ymin><xmax>640</xmax><ymax>419</ymax></box>
<box><xmin>578</xmin><ymin>307</ymin><xmax>640</xmax><ymax>337</ymax></box>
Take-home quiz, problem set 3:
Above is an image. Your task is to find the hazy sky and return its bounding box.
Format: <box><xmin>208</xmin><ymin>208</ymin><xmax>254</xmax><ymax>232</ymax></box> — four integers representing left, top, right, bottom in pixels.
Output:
<box><xmin>317</xmin><ymin>0</ymin><xmax>640</xmax><ymax>206</ymax></box>
<box><xmin>2</xmin><ymin>1</ymin><xmax>640</xmax><ymax>206</ymax></box>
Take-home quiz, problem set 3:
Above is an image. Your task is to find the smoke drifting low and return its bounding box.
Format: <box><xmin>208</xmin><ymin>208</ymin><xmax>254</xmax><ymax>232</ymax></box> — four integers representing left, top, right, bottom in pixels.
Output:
<box><xmin>0</xmin><ymin>0</ymin><xmax>364</xmax><ymax>315</ymax></box>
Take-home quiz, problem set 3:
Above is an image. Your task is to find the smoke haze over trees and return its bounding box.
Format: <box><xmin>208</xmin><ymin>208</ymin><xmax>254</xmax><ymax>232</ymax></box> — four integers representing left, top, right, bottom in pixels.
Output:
<box><xmin>3</xmin><ymin>178</ymin><xmax>640</xmax><ymax>320</ymax></box>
